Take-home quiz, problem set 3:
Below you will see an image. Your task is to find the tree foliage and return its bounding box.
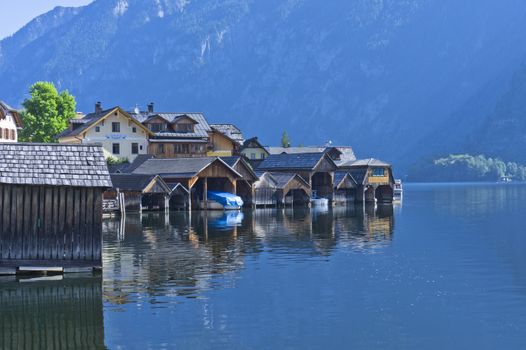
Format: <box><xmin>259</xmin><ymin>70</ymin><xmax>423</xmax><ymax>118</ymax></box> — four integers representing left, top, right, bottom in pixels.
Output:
<box><xmin>281</xmin><ymin>131</ymin><xmax>291</xmax><ymax>148</ymax></box>
<box><xmin>19</xmin><ymin>82</ymin><xmax>76</xmax><ymax>143</ymax></box>
<box><xmin>413</xmin><ymin>154</ymin><xmax>526</xmax><ymax>181</ymax></box>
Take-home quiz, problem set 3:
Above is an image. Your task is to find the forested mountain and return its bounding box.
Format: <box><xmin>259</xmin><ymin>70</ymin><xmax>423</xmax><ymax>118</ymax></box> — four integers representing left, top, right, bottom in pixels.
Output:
<box><xmin>2</xmin><ymin>0</ymin><xmax>526</xmax><ymax>175</ymax></box>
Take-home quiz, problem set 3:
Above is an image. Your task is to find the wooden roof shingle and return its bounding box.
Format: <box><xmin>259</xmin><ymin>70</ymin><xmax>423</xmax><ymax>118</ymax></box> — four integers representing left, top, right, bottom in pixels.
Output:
<box><xmin>257</xmin><ymin>152</ymin><xmax>336</xmax><ymax>171</ymax></box>
<box><xmin>0</xmin><ymin>143</ymin><xmax>111</xmax><ymax>187</ymax></box>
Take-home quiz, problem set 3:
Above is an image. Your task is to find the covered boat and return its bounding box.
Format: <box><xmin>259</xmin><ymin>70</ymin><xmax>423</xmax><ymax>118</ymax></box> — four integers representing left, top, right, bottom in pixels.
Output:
<box><xmin>202</xmin><ymin>191</ymin><xmax>244</xmax><ymax>210</ymax></box>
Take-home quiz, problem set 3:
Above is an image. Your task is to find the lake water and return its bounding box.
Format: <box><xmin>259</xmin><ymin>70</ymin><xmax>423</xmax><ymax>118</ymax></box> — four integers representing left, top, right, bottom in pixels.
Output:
<box><xmin>2</xmin><ymin>183</ymin><xmax>526</xmax><ymax>349</ymax></box>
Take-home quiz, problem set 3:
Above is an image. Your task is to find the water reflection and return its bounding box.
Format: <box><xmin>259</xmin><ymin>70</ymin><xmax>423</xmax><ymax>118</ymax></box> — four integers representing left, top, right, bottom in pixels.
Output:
<box><xmin>0</xmin><ymin>275</ymin><xmax>105</xmax><ymax>350</ymax></box>
<box><xmin>102</xmin><ymin>205</ymin><xmax>394</xmax><ymax>304</ymax></box>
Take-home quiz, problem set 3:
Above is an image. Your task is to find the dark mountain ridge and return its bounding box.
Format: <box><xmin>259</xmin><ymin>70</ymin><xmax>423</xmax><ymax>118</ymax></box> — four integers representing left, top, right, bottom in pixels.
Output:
<box><xmin>2</xmin><ymin>0</ymin><xmax>526</xmax><ymax>173</ymax></box>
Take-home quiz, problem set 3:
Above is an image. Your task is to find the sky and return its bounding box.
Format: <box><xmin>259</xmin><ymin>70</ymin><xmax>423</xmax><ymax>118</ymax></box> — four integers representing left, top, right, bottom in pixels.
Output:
<box><xmin>0</xmin><ymin>0</ymin><xmax>93</xmax><ymax>39</ymax></box>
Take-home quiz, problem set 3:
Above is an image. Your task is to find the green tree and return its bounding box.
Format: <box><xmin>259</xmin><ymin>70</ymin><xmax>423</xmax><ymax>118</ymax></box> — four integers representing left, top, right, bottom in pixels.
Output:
<box><xmin>281</xmin><ymin>131</ymin><xmax>290</xmax><ymax>148</ymax></box>
<box><xmin>19</xmin><ymin>82</ymin><xmax>76</xmax><ymax>143</ymax></box>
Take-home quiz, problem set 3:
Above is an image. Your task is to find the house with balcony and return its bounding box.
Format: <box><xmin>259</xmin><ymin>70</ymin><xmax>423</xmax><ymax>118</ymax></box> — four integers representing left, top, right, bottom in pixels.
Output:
<box><xmin>130</xmin><ymin>103</ymin><xmax>243</xmax><ymax>158</ymax></box>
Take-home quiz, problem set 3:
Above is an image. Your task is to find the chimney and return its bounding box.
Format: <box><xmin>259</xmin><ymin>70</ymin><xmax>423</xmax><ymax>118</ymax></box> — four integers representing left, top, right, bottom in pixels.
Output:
<box><xmin>147</xmin><ymin>102</ymin><xmax>154</xmax><ymax>113</ymax></box>
<box><xmin>95</xmin><ymin>101</ymin><xmax>102</xmax><ymax>113</ymax></box>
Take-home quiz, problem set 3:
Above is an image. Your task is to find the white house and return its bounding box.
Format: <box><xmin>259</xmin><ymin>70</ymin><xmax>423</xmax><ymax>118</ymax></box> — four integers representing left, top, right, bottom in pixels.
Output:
<box><xmin>57</xmin><ymin>103</ymin><xmax>152</xmax><ymax>162</ymax></box>
<box><xmin>0</xmin><ymin>101</ymin><xmax>22</xmax><ymax>142</ymax></box>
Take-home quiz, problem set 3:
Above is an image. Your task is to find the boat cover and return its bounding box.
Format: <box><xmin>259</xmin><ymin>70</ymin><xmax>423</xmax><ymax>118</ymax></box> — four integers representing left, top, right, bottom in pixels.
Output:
<box><xmin>207</xmin><ymin>191</ymin><xmax>244</xmax><ymax>208</ymax></box>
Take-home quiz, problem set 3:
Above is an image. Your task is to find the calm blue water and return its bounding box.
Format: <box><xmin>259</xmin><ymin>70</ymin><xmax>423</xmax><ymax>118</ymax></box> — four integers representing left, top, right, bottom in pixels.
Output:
<box><xmin>2</xmin><ymin>183</ymin><xmax>526</xmax><ymax>349</ymax></box>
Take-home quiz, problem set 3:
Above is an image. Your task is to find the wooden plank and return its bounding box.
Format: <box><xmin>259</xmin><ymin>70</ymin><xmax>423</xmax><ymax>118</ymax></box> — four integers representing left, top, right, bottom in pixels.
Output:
<box><xmin>72</xmin><ymin>188</ymin><xmax>81</xmax><ymax>260</ymax></box>
<box><xmin>15</xmin><ymin>186</ymin><xmax>25</xmax><ymax>260</ymax></box>
<box><xmin>29</xmin><ymin>186</ymin><xmax>39</xmax><ymax>259</ymax></box>
<box><xmin>52</xmin><ymin>187</ymin><xmax>60</xmax><ymax>260</ymax></box>
<box><xmin>64</xmin><ymin>188</ymin><xmax>74</xmax><ymax>260</ymax></box>
<box><xmin>11</xmin><ymin>186</ymin><xmax>20</xmax><ymax>260</ymax></box>
<box><xmin>37</xmin><ymin>186</ymin><xmax>45</xmax><ymax>259</ymax></box>
<box><xmin>79</xmin><ymin>188</ymin><xmax>87</xmax><ymax>260</ymax></box>
<box><xmin>22</xmin><ymin>186</ymin><xmax>32</xmax><ymax>259</ymax></box>
<box><xmin>92</xmin><ymin>190</ymin><xmax>102</xmax><ymax>262</ymax></box>
<box><xmin>43</xmin><ymin>187</ymin><xmax>53</xmax><ymax>260</ymax></box>
<box><xmin>85</xmin><ymin>189</ymin><xmax>94</xmax><ymax>261</ymax></box>
<box><xmin>58</xmin><ymin>187</ymin><xmax>66</xmax><ymax>260</ymax></box>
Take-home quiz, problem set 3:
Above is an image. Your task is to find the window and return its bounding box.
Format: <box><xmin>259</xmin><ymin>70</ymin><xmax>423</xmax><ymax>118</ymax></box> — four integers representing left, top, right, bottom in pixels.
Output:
<box><xmin>95</xmin><ymin>126</ymin><xmax>100</xmax><ymax>132</ymax></box>
<box><xmin>132</xmin><ymin>127</ymin><xmax>137</xmax><ymax>133</ymax></box>
<box><xmin>251</xmin><ymin>153</ymin><xmax>256</xmax><ymax>160</ymax></box>
<box><xmin>3</xmin><ymin>129</ymin><xmax>8</xmax><ymax>139</ymax></box>
<box><xmin>10</xmin><ymin>130</ymin><xmax>15</xmax><ymax>140</ymax></box>
<box><xmin>260</xmin><ymin>153</ymin><xmax>266</xmax><ymax>159</ymax></box>
<box><xmin>149</xmin><ymin>123</ymin><xmax>166</xmax><ymax>132</ymax></box>
<box><xmin>112</xmin><ymin>143</ymin><xmax>120</xmax><ymax>155</ymax></box>
<box><xmin>131</xmin><ymin>143</ymin><xmax>139</xmax><ymax>154</ymax></box>
<box><xmin>140</xmin><ymin>145</ymin><xmax>143</xmax><ymax>151</ymax></box>
<box><xmin>158</xmin><ymin>144</ymin><xmax>165</xmax><ymax>154</ymax></box>
<box><xmin>112</xmin><ymin>122</ymin><xmax>120</xmax><ymax>133</ymax></box>
<box><xmin>372</xmin><ymin>168</ymin><xmax>385</xmax><ymax>177</ymax></box>
<box><xmin>176</xmin><ymin>123</ymin><xmax>194</xmax><ymax>133</ymax></box>
<box><xmin>0</xmin><ymin>128</ymin><xmax>3</xmax><ymax>139</ymax></box>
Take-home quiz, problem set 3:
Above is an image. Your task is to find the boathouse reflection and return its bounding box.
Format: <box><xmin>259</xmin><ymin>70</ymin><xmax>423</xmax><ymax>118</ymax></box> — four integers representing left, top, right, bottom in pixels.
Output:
<box><xmin>0</xmin><ymin>275</ymin><xmax>106</xmax><ymax>349</ymax></box>
<box><xmin>102</xmin><ymin>205</ymin><xmax>394</xmax><ymax>304</ymax></box>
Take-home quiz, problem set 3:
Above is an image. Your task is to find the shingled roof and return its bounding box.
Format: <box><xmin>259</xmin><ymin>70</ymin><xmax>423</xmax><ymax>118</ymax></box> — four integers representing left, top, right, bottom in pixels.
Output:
<box><xmin>132</xmin><ymin>157</ymin><xmax>242</xmax><ymax>179</ymax></box>
<box><xmin>268</xmin><ymin>172</ymin><xmax>310</xmax><ymax>189</ymax></box>
<box><xmin>110</xmin><ymin>174</ymin><xmax>171</xmax><ymax>193</ymax></box>
<box><xmin>130</xmin><ymin>111</ymin><xmax>211</xmax><ymax>138</ymax></box>
<box><xmin>340</xmin><ymin>158</ymin><xmax>391</xmax><ymax>168</ymax></box>
<box><xmin>0</xmin><ymin>143</ymin><xmax>111</xmax><ymax>187</ymax></box>
<box><xmin>210</xmin><ymin>124</ymin><xmax>244</xmax><ymax>144</ymax></box>
<box><xmin>257</xmin><ymin>152</ymin><xmax>336</xmax><ymax>171</ymax></box>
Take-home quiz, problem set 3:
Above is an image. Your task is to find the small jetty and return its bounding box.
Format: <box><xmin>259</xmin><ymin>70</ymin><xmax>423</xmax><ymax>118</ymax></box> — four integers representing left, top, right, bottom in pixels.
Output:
<box><xmin>0</xmin><ymin>143</ymin><xmax>111</xmax><ymax>275</ymax></box>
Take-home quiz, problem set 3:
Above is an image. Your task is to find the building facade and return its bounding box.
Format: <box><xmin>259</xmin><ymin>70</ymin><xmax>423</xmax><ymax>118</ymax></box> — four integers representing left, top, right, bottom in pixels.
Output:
<box><xmin>57</xmin><ymin>104</ymin><xmax>151</xmax><ymax>162</ymax></box>
<box><xmin>0</xmin><ymin>101</ymin><xmax>22</xmax><ymax>142</ymax></box>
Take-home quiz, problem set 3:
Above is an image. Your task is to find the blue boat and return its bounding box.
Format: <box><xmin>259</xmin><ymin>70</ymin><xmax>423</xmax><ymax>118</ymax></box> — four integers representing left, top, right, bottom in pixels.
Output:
<box><xmin>201</xmin><ymin>191</ymin><xmax>244</xmax><ymax>210</ymax></box>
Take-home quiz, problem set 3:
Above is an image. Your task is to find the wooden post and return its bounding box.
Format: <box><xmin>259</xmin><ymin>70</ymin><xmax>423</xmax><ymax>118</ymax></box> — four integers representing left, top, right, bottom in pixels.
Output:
<box><xmin>204</xmin><ymin>177</ymin><xmax>208</xmax><ymax>210</ymax></box>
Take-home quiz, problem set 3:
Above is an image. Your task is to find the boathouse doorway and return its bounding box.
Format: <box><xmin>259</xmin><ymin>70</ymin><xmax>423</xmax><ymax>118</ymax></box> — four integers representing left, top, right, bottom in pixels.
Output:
<box><xmin>311</xmin><ymin>172</ymin><xmax>333</xmax><ymax>200</ymax></box>
<box><xmin>283</xmin><ymin>188</ymin><xmax>311</xmax><ymax>206</ymax></box>
<box><xmin>375</xmin><ymin>185</ymin><xmax>394</xmax><ymax>204</ymax></box>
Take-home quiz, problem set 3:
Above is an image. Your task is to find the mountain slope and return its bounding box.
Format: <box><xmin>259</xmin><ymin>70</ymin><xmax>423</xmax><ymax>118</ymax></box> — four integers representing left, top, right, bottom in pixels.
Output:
<box><xmin>2</xmin><ymin>0</ymin><xmax>526</xmax><ymax>172</ymax></box>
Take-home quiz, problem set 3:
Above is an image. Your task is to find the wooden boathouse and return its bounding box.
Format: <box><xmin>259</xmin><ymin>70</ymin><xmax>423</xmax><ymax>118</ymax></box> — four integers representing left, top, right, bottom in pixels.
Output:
<box><xmin>106</xmin><ymin>174</ymin><xmax>172</xmax><ymax>213</ymax></box>
<box><xmin>0</xmin><ymin>143</ymin><xmax>111</xmax><ymax>275</ymax></box>
<box><xmin>252</xmin><ymin>172</ymin><xmax>312</xmax><ymax>207</ymax></box>
<box><xmin>221</xmin><ymin>156</ymin><xmax>259</xmax><ymax>207</ymax></box>
<box><xmin>257</xmin><ymin>152</ymin><xmax>337</xmax><ymax>202</ymax></box>
<box><xmin>333</xmin><ymin>171</ymin><xmax>358</xmax><ymax>205</ymax></box>
<box><xmin>132</xmin><ymin>157</ymin><xmax>242</xmax><ymax>210</ymax></box>
<box><xmin>338</xmin><ymin>158</ymin><xmax>394</xmax><ymax>203</ymax></box>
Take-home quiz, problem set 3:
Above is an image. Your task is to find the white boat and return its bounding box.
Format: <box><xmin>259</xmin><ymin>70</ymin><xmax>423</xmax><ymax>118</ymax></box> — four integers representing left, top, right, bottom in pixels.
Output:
<box><xmin>311</xmin><ymin>198</ymin><xmax>329</xmax><ymax>208</ymax></box>
<box><xmin>393</xmin><ymin>179</ymin><xmax>403</xmax><ymax>201</ymax></box>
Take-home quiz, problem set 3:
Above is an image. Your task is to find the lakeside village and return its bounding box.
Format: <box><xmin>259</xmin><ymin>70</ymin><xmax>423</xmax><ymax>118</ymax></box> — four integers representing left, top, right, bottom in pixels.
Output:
<box><xmin>0</xmin><ymin>99</ymin><xmax>400</xmax><ymax>275</ymax></box>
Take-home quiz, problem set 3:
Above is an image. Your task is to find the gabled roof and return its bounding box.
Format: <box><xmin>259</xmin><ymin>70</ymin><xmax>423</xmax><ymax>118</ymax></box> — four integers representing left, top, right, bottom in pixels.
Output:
<box><xmin>265</xmin><ymin>145</ymin><xmax>356</xmax><ymax>165</ymax></box>
<box><xmin>0</xmin><ymin>101</ymin><xmax>22</xmax><ymax>128</ymax></box>
<box><xmin>334</xmin><ymin>171</ymin><xmax>358</xmax><ymax>189</ymax></box>
<box><xmin>0</xmin><ymin>143</ymin><xmax>111</xmax><ymax>187</ymax></box>
<box><xmin>130</xmin><ymin>111</ymin><xmax>211</xmax><ymax>138</ymax></box>
<box><xmin>242</xmin><ymin>137</ymin><xmax>268</xmax><ymax>151</ymax></box>
<box><xmin>132</xmin><ymin>157</ymin><xmax>242</xmax><ymax>179</ymax></box>
<box><xmin>110</xmin><ymin>174</ymin><xmax>171</xmax><ymax>194</ymax></box>
<box><xmin>220</xmin><ymin>156</ymin><xmax>258</xmax><ymax>181</ymax></box>
<box><xmin>57</xmin><ymin>106</ymin><xmax>152</xmax><ymax>139</ymax></box>
<box><xmin>268</xmin><ymin>172</ymin><xmax>311</xmax><ymax>189</ymax></box>
<box><xmin>171</xmin><ymin>182</ymin><xmax>189</xmax><ymax>194</ymax></box>
<box><xmin>347</xmin><ymin>168</ymin><xmax>368</xmax><ymax>185</ymax></box>
<box><xmin>210</xmin><ymin>124</ymin><xmax>244</xmax><ymax>144</ymax></box>
<box><xmin>257</xmin><ymin>152</ymin><xmax>337</xmax><ymax>171</ymax></box>
<box><xmin>119</xmin><ymin>154</ymin><xmax>155</xmax><ymax>173</ymax></box>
